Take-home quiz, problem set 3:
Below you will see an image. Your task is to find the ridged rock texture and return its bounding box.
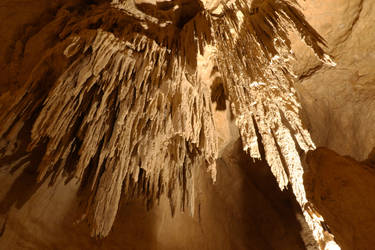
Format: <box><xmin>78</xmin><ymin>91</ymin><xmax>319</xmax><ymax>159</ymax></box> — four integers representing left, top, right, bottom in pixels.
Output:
<box><xmin>209</xmin><ymin>0</ymin><xmax>337</xmax><ymax>247</ymax></box>
<box><xmin>1</xmin><ymin>0</ymin><xmax>220</xmax><ymax>238</ymax></box>
<box><xmin>1</xmin><ymin>0</ymin><xmax>374</xmax><ymax>249</ymax></box>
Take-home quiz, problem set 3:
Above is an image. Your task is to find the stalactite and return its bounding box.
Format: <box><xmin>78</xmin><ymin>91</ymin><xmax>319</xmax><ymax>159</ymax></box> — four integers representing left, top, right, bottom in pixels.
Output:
<box><xmin>0</xmin><ymin>3</ymin><xmax>217</xmax><ymax>237</ymax></box>
<box><xmin>0</xmin><ymin>0</ymin><xmax>340</xmax><ymax>248</ymax></box>
<box><xmin>211</xmin><ymin>0</ymin><xmax>338</xmax><ymax>248</ymax></box>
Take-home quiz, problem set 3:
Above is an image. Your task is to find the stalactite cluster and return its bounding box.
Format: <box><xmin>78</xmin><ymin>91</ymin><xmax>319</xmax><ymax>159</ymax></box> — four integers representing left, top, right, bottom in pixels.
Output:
<box><xmin>0</xmin><ymin>1</ymin><xmax>217</xmax><ymax>237</ymax></box>
<box><xmin>0</xmin><ymin>0</ymin><xmax>339</xmax><ymax>248</ymax></box>
<box><xmin>211</xmin><ymin>0</ymin><xmax>337</xmax><ymax>248</ymax></box>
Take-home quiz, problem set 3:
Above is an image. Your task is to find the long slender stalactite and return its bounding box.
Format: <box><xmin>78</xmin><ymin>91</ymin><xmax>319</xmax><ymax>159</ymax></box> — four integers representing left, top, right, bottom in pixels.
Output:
<box><xmin>210</xmin><ymin>0</ymin><xmax>338</xmax><ymax>248</ymax></box>
<box><xmin>0</xmin><ymin>0</ymin><xmax>340</xmax><ymax>248</ymax></box>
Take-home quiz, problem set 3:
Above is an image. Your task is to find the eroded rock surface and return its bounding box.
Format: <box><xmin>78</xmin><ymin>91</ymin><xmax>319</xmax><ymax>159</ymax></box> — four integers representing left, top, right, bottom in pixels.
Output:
<box><xmin>305</xmin><ymin>148</ymin><xmax>375</xmax><ymax>250</ymax></box>
<box><xmin>295</xmin><ymin>0</ymin><xmax>375</xmax><ymax>161</ymax></box>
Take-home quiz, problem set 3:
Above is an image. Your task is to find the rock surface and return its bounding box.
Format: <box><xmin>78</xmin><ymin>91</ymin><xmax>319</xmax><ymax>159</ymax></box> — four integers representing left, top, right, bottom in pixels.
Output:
<box><xmin>305</xmin><ymin>148</ymin><xmax>375</xmax><ymax>250</ymax></box>
<box><xmin>295</xmin><ymin>0</ymin><xmax>375</xmax><ymax>161</ymax></box>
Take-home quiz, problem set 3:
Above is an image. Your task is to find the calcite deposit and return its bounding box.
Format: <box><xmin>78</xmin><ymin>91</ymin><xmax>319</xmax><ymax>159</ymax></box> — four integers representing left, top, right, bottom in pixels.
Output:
<box><xmin>0</xmin><ymin>0</ymin><xmax>374</xmax><ymax>249</ymax></box>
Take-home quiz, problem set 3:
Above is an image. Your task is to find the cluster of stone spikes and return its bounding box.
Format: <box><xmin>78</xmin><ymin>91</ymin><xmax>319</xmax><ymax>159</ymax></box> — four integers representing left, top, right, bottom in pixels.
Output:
<box><xmin>213</xmin><ymin>0</ymin><xmax>320</xmax><ymax>195</ymax></box>
<box><xmin>211</xmin><ymin>0</ymin><xmax>338</xmax><ymax>248</ymax></box>
<box><xmin>0</xmin><ymin>3</ymin><xmax>218</xmax><ymax>237</ymax></box>
<box><xmin>0</xmin><ymin>0</ymin><xmax>339</xmax><ymax>247</ymax></box>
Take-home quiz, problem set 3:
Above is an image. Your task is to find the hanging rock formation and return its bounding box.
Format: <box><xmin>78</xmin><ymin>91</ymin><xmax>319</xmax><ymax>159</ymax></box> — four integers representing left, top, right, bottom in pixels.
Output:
<box><xmin>0</xmin><ymin>0</ymin><xmax>375</xmax><ymax>249</ymax></box>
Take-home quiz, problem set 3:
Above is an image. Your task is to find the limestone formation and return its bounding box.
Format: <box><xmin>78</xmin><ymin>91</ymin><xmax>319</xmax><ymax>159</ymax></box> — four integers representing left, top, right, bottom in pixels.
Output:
<box><xmin>0</xmin><ymin>0</ymin><xmax>332</xmax><ymax>242</ymax></box>
<box><xmin>2</xmin><ymin>0</ymin><xmax>374</xmax><ymax>249</ymax></box>
<box><xmin>1</xmin><ymin>0</ymin><xmax>219</xmax><ymax>237</ymax></box>
<box><xmin>210</xmin><ymin>1</ymin><xmax>337</xmax><ymax>248</ymax></box>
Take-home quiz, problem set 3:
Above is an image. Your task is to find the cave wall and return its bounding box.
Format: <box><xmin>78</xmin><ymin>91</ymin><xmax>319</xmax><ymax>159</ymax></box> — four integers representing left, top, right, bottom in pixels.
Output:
<box><xmin>294</xmin><ymin>0</ymin><xmax>375</xmax><ymax>160</ymax></box>
<box><xmin>293</xmin><ymin>1</ymin><xmax>375</xmax><ymax>248</ymax></box>
<box><xmin>304</xmin><ymin>148</ymin><xmax>375</xmax><ymax>250</ymax></box>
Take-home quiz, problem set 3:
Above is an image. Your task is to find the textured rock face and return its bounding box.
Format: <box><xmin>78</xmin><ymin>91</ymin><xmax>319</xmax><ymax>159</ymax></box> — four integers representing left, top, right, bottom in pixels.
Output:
<box><xmin>0</xmin><ymin>0</ymin><xmax>374</xmax><ymax>249</ymax></box>
<box><xmin>295</xmin><ymin>1</ymin><xmax>375</xmax><ymax>248</ymax></box>
<box><xmin>304</xmin><ymin>148</ymin><xmax>375</xmax><ymax>250</ymax></box>
<box><xmin>295</xmin><ymin>0</ymin><xmax>375</xmax><ymax>161</ymax></box>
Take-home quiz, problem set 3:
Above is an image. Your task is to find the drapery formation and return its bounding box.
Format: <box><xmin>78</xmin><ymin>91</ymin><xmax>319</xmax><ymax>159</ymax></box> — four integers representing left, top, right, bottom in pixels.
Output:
<box><xmin>0</xmin><ymin>0</ymin><xmax>338</xmax><ymax>248</ymax></box>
